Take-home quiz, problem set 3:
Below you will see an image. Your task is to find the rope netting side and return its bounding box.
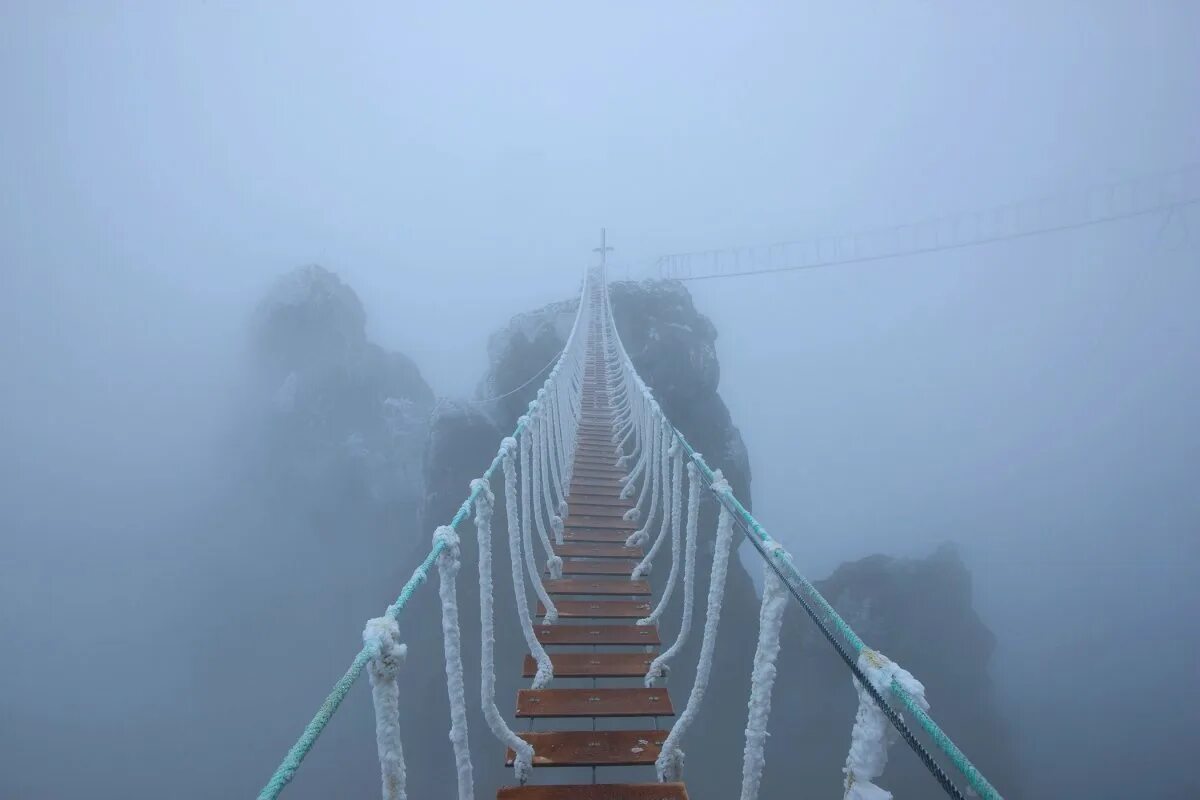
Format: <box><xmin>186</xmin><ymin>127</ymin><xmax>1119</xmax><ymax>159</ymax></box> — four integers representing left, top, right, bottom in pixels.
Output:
<box><xmin>642</xmin><ymin>459</ymin><xmax>701</xmax><ymax>668</ymax></box>
<box><xmin>432</xmin><ymin>526</ymin><xmax>474</xmax><ymax>800</ymax></box>
<box><xmin>739</xmin><ymin>547</ymin><xmax>789</xmax><ymax>800</ymax></box>
<box><xmin>655</xmin><ymin>473</ymin><xmax>738</xmax><ymax>782</ymax></box>
<box><xmin>471</xmin><ymin>478</ymin><xmax>534</xmax><ymax>784</ymax></box>
<box><xmin>502</xmin><ymin>437</ymin><xmax>555</xmax><ymax>685</ymax></box>
<box><xmin>632</xmin><ymin>438</ymin><xmax>679</xmax><ymax>579</ymax></box>
<box><xmin>527</xmin><ymin>413</ymin><xmax>563</xmax><ymax>577</ymax></box>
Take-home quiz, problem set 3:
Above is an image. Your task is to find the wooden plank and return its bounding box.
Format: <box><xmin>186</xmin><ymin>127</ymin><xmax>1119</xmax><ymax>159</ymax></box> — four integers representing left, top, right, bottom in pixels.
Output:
<box><xmin>497</xmin><ymin>784</ymin><xmax>688</xmax><ymax>800</ymax></box>
<box><xmin>538</xmin><ymin>599</ymin><xmax>651</xmax><ymax>618</ymax></box>
<box><xmin>521</xmin><ymin>652</ymin><xmax>657</xmax><ymax>678</ymax></box>
<box><xmin>557</xmin><ymin>559</ymin><xmax>638</xmax><ymax>576</ymax></box>
<box><xmin>573</xmin><ymin>468</ymin><xmax>627</xmax><ymax>480</ymax></box>
<box><xmin>556</xmin><ymin>542</ymin><xmax>643</xmax><ymax>558</ymax></box>
<box><xmin>505</xmin><ymin>730</ymin><xmax>666</xmax><ymax>767</ymax></box>
<box><xmin>569</xmin><ymin>482</ymin><xmax>625</xmax><ymax>497</ymax></box>
<box><xmin>516</xmin><ymin>687</ymin><xmax>673</xmax><ymax>718</ymax></box>
<box><xmin>564</xmin><ymin>528</ymin><xmax>634</xmax><ymax>543</ymax></box>
<box><xmin>565</xmin><ymin>494</ymin><xmax>632</xmax><ymax>509</ymax></box>
<box><xmin>534</xmin><ymin>624</ymin><xmax>660</xmax><ymax>646</ymax></box>
<box><xmin>562</xmin><ymin>515</ymin><xmax>638</xmax><ymax>530</ymax></box>
<box><xmin>543</xmin><ymin>578</ymin><xmax>650</xmax><ymax>596</ymax></box>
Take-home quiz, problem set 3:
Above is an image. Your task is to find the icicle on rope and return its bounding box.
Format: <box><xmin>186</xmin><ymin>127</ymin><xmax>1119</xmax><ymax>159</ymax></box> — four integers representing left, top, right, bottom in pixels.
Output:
<box><xmin>625</xmin><ymin>420</ymin><xmax>664</xmax><ymax>545</ymax></box>
<box><xmin>501</xmin><ymin>437</ymin><xmax>555</xmax><ymax>684</ymax></box>
<box><xmin>529</xmin><ymin>410</ymin><xmax>564</xmax><ymax>574</ymax></box>
<box><xmin>644</xmin><ymin>459</ymin><xmax>701</xmax><ymax>680</ymax></box>
<box><xmin>431</xmin><ymin>525</ymin><xmax>474</xmax><ymax>800</ymax></box>
<box><xmin>739</xmin><ymin>542</ymin><xmax>790</xmax><ymax>800</ymax></box>
<box><xmin>471</xmin><ymin>477</ymin><xmax>535</xmax><ymax>783</ymax></box>
<box><xmin>362</xmin><ymin>615</ymin><xmax>408</xmax><ymax>800</ymax></box>
<box><xmin>843</xmin><ymin>650</ymin><xmax>930</xmax><ymax>800</ymax></box>
<box><xmin>637</xmin><ymin>445</ymin><xmax>685</xmax><ymax>620</ymax></box>
<box><xmin>517</xmin><ymin>422</ymin><xmax>560</xmax><ymax>615</ymax></box>
<box><xmin>656</xmin><ymin>470</ymin><xmax>737</xmax><ymax>782</ymax></box>
<box><xmin>632</xmin><ymin>438</ymin><xmax>679</xmax><ymax>578</ymax></box>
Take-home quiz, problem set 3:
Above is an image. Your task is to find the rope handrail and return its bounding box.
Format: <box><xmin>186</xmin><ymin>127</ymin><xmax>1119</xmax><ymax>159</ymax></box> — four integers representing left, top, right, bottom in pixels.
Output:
<box><xmin>597</xmin><ymin>263</ymin><xmax>1002</xmax><ymax>800</ymax></box>
<box><xmin>256</xmin><ymin>270</ymin><xmax>592</xmax><ymax>800</ymax></box>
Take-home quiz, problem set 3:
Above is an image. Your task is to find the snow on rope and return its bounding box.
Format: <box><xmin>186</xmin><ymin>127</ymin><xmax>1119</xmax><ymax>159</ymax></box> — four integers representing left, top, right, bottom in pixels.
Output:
<box><xmin>529</xmin><ymin>411</ymin><xmax>564</xmax><ymax>575</ymax></box>
<box><xmin>516</xmin><ymin>423</ymin><xmax>560</xmax><ymax>615</ymax></box>
<box><xmin>502</xmin><ymin>437</ymin><xmax>555</xmax><ymax>684</ymax></box>
<box><xmin>632</xmin><ymin>440</ymin><xmax>681</xmax><ymax>580</ymax></box>
<box><xmin>362</xmin><ymin>615</ymin><xmax>408</xmax><ymax>800</ymax></box>
<box><xmin>843</xmin><ymin>650</ymin><xmax>930</xmax><ymax>800</ymax></box>
<box><xmin>471</xmin><ymin>477</ymin><xmax>534</xmax><ymax>784</ymax></box>
<box><xmin>655</xmin><ymin>471</ymin><xmax>738</xmax><ymax>782</ymax></box>
<box><xmin>432</xmin><ymin>525</ymin><xmax>474</xmax><ymax>800</ymax></box>
<box><xmin>739</xmin><ymin>541</ymin><xmax>790</xmax><ymax>800</ymax></box>
<box><xmin>641</xmin><ymin>457</ymin><xmax>700</xmax><ymax>649</ymax></box>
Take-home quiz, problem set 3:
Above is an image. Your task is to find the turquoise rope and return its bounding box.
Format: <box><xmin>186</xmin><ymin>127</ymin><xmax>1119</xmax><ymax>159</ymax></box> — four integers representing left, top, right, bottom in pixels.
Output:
<box><xmin>255</xmin><ymin>399</ymin><xmax>539</xmax><ymax>798</ymax></box>
<box><xmin>660</xmin><ymin>423</ymin><xmax>1000</xmax><ymax>799</ymax></box>
<box><xmin>256</xmin><ymin>643</ymin><xmax>378</xmax><ymax>800</ymax></box>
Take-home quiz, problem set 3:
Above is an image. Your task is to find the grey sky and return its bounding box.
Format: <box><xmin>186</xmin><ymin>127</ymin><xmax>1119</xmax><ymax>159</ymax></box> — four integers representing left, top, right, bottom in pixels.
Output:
<box><xmin>3</xmin><ymin>3</ymin><xmax>1198</xmax><ymax>798</ymax></box>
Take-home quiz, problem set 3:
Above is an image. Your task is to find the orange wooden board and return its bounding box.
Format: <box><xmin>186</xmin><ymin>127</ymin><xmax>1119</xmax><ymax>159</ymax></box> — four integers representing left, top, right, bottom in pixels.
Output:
<box><xmin>538</xmin><ymin>599</ymin><xmax>652</xmax><ymax>618</ymax></box>
<box><xmin>543</xmin><ymin>578</ymin><xmax>650</xmax><ymax>596</ymax></box>
<box><xmin>515</xmin><ymin>687</ymin><xmax>673</xmax><ymax>717</ymax></box>
<box><xmin>521</xmin><ymin>652</ymin><xmax>657</xmax><ymax>678</ymax></box>
<box><xmin>534</xmin><ymin>624</ymin><xmax>660</xmax><ymax>646</ymax></box>
<box><xmin>505</xmin><ymin>730</ymin><xmax>667</xmax><ymax>767</ymax></box>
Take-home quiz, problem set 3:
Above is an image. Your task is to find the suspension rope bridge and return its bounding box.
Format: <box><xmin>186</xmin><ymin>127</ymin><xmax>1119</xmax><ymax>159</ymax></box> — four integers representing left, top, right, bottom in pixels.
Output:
<box><xmin>257</xmin><ymin>233</ymin><xmax>1004</xmax><ymax>800</ymax></box>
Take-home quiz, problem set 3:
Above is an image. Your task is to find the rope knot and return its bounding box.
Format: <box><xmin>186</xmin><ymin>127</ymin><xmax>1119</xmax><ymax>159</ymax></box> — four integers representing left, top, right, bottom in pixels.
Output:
<box><xmin>500</xmin><ymin>437</ymin><xmax>518</xmax><ymax>457</ymax></box>
<box><xmin>363</xmin><ymin>616</ymin><xmax>407</xmax><ymax>681</ymax></box>
<box><xmin>709</xmin><ymin>469</ymin><xmax>731</xmax><ymax>496</ymax></box>
<box><xmin>433</xmin><ymin>525</ymin><xmax>461</xmax><ymax>571</ymax></box>
<box><xmin>470</xmin><ymin>477</ymin><xmax>494</xmax><ymax>509</ymax></box>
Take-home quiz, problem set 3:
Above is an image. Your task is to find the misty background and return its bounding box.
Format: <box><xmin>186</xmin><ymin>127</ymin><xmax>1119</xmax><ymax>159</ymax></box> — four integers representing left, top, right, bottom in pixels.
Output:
<box><xmin>3</xmin><ymin>3</ymin><xmax>1198</xmax><ymax>798</ymax></box>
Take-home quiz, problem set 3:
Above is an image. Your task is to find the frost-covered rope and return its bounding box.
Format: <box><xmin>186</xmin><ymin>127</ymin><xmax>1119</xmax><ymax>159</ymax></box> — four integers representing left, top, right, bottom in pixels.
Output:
<box><xmin>471</xmin><ymin>478</ymin><xmax>534</xmax><ymax>784</ymax></box>
<box><xmin>502</xmin><ymin>437</ymin><xmax>555</xmax><ymax>684</ymax></box>
<box><xmin>518</xmin><ymin>423</ymin><xmax>561</xmax><ymax>607</ymax></box>
<box><xmin>632</xmin><ymin>438</ymin><xmax>679</xmax><ymax>578</ymax></box>
<box><xmin>739</xmin><ymin>543</ymin><xmax>789</xmax><ymax>800</ymax></box>
<box><xmin>638</xmin><ymin>452</ymin><xmax>691</xmax><ymax>629</ymax></box>
<box><xmin>656</xmin><ymin>472</ymin><xmax>737</xmax><ymax>781</ymax></box>
<box><xmin>529</xmin><ymin>413</ymin><xmax>565</xmax><ymax>572</ymax></box>
<box><xmin>540</xmin><ymin>388</ymin><xmax>568</xmax><ymax>528</ymax></box>
<box><xmin>432</xmin><ymin>525</ymin><xmax>474</xmax><ymax>800</ymax></box>
<box><xmin>844</xmin><ymin>650</ymin><xmax>929</xmax><ymax>800</ymax></box>
<box><xmin>625</xmin><ymin>421</ymin><xmax>663</xmax><ymax>546</ymax></box>
<box><xmin>362</xmin><ymin>616</ymin><xmax>408</xmax><ymax>800</ymax></box>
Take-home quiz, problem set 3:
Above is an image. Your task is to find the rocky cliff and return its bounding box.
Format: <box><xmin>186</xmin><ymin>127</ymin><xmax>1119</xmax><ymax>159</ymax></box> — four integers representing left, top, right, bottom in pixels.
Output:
<box><xmin>246</xmin><ymin>265</ymin><xmax>434</xmax><ymax>513</ymax></box>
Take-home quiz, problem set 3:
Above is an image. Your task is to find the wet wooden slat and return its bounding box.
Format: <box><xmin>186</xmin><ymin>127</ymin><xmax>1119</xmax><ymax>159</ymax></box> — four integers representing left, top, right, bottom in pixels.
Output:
<box><xmin>557</xmin><ymin>559</ymin><xmax>638</xmax><ymax>576</ymax></box>
<box><xmin>534</xmin><ymin>624</ymin><xmax>660</xmax><ymax>646</ymax></box>
<box><xmin>538</xmin><ymin>599</ymin><xmax>651</xmax><ymax>618</ymax></box>
<box><xmin>569</xmin><ymin>482</ymin><xmax>625</xmax><ymax>497</ymax></box>
<box><xmin>515</xmin><ymin>687</ymin><xmax>673</xmax><ymax>717</ymax></box>
<box><xmin>563</xmin><ymin>528</ymin><xmax>634</xmax><ymax>543</ymax></box>
<box><xmin>521</xmin><ymin>652</ymin><xmax>657</xmax><ymax>678</ymax></box>
<box><xmin>543</xmin><ymin>578</ymin><xmax>649</xmax><ymax>596</ymax></box>
<box><xmin>556</xmin><ymin>542</ymin><xmax>643</xmax><ymax>558</ymax></box>
<box><xmin>505</xmin><ymin>729</ymin><xmax>667</xmax><ymax>767</ymax></box>
<box><xmin>565</xmin><ymin>494</ymin><xmax>632</xmax><ymax>509</ymax></box>
<box><xmin>497</xmin><ymin>784</ymin><xmax>688</xmax><ymax>800</ymax></box>
<box><xmin>562</xmin><ymin>515</ymin><xmax>638</xmax><ymax>530</ymax></box>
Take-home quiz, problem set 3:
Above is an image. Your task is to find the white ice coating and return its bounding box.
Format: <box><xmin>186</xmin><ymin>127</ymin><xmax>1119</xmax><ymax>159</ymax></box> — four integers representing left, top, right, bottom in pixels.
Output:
<box><xmin>432</xmin><ymin>525</ymin><xmax>474</xmax><ymax>800</ymax></box>
<box><xmin>644</xmin><ymin>458</ymin><xmax>702</xmax><ymax>683</ymax></box>
<box><xmin>656</xmin><ymin>472</ymin><xmax>737</xmax><ymax>782</ymax></box>
<box><xmin>632</xmin><ymin>441</ymin><xmax>680</xmax><ymax>580</ymax></box>
<box><xmin>843</xmin><ymin>650</ymin><xmax>930</xmax><ymax>800</ymax></box>
<box><xmin>362</xmin><ymin>615</ymin><xmax>408</xmax><ymax>800</ymax></box>
<box><xmin>471</xmin><ymin>477</ymin><xmax>534</xmax><ymax>783</ymax></box>
<box><xmin>625</xmin><ymin>422</ymin><xmax>663</xmax><ymax>547</ymax></box>
<box><xmin>738</xmin><ymin>544</ymin><xmax>789</xmax><ymax>800</ymax></box>
<box><xmin>517</xmin><ymin>424</ymin><xmax>559</xmax><ymax>618</ymax></box>
<box><xmin>528</xmin><ymin>414</ymin><xmax>563</xmax><ymax>577</ymax></box>
<box><xmin>638</xmin><ymin>448</ymin><xmax>688</xmax><ymax>627</ymax></box>
<box><xmin>501</xmin><ymin>439</ymin><xmax>554</xmax><ymax>686</ymax></box>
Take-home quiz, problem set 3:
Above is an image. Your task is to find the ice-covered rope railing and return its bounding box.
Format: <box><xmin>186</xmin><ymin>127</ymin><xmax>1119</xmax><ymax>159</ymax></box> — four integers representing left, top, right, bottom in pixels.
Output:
<box><xmin>256</xmin><ymin>267</ymin><xmax>595</xmax><ymax>800</ymax></box>
<box><xmin>597</xmin><ymin>268</ymin><xmax>1002</xmax><ymax>800</ymax></box>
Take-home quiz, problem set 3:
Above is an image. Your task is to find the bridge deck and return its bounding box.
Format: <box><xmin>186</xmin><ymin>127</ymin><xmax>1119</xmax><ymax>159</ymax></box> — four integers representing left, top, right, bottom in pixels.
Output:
<box><xmin>498</xmin><ymin>288</ymin><xmax>686</xmax><ymax>798</ymax></box>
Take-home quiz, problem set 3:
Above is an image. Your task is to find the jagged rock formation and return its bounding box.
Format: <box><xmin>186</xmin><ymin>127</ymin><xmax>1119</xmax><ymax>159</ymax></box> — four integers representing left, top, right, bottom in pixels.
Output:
<box><xmin>399</xmin><ymin>279</ymin><xmax>1020</xmax><ymax>798</ymax></box>
<box><xmin>246</xmin><ymin>265</ymin><xmax>434</xmax><ymax>511</ymax></box>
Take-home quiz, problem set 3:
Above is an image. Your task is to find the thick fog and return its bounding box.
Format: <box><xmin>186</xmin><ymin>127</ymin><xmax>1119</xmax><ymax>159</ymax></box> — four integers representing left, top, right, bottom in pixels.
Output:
<box><xmin>3</xmin><ymin>3</ymin><xmax>1198</xmax><ymax>799</ymax></box>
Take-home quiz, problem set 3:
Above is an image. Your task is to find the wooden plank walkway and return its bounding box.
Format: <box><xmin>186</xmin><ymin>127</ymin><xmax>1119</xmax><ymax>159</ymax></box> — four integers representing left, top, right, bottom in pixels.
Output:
<box><xmin>498</xmin><ymin>290</ymin><xmax>685</xmax><ymax>799</ymax></box>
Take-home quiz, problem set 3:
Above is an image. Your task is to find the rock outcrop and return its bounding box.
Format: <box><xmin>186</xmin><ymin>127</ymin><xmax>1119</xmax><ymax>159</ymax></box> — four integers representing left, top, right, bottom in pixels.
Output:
<box><xmin>246</xmin><ymin>265</ymin><xmax>434</xmax><ymax>511</ymax></box>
